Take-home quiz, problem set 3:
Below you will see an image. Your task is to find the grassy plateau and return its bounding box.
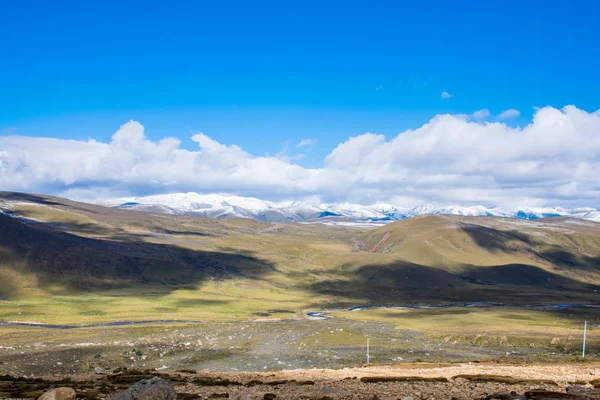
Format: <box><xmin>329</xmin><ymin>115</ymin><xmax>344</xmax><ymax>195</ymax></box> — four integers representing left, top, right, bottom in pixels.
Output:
<box><xmin>0</xmin><ymin>191</ymin><xmax>599</xmax><ymax>373</ymax></box>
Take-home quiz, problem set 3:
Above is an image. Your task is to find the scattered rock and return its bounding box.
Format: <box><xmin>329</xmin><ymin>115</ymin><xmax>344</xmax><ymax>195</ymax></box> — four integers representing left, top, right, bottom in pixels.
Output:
<box><xmin>524</xmin><ymin>389</ymin><xmax>582</xmax><ymax>399</ymax></box>
<box><xmin>263</xmin><ymin>394</ymin><xmax>276</xmax><ymax>400</ymax></box>
<box><xmin>111</xmin><ymin>377</ymin><xmax>176</xmax><ymax>400</ymax></box>
<box><xmin>566</xmin><ymin>386</ymin><xmax>600</xmax><ymax>399</ymax></box>
<box><xmin>38</xmin><ymin>387</ymin><xmax>76</xmax><ymax>400</ymax></box>
<box><xmin>453</xmin><ymin>375</ymin><xmax>557</xmax><ymax>386</ymax></box>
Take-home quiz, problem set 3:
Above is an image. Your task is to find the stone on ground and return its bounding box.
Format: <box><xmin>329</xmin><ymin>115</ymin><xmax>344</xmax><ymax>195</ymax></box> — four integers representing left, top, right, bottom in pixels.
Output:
<box><xmin>38</xmin><ymin>387</ymin><xmax>76</xmax><ymax>400</ymax></box>
<box><xmin>111</xmin><ymin>377</ymin><xmax>176</xmax><ymax>400</ymax></box>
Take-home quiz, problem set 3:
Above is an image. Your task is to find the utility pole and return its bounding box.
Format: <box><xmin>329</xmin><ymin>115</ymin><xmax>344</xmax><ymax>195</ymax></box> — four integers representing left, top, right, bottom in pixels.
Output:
<box><xmin>582</xmin><ymin>321</ymin><xmax>587</xmax><ymax>358</ymax></box>
<box><xmin>366</xmin><ymin>338</ymin><xmax>371</xmax><ymax>364</ymax></box>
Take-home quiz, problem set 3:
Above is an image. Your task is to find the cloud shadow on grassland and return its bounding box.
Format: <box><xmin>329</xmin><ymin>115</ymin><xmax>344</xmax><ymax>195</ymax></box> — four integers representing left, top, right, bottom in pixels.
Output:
<box><xmin>0</xmin><ymin>212</ymin><xmax>278</xmax><ymax>297</ymax></box>
<box><xmin>302</xmin><ymin>259</ymin><xmax>600</xmax><ymax>308</ymax></box>
<box><xmin>461</xmin><ymin>223</ymin><xmax>600</xmax><ymax>271</ymax></box>
<box><xmin>460</xmin><ymin>224</ymin><xmax>534</xmax><ymax>251</ymax></box>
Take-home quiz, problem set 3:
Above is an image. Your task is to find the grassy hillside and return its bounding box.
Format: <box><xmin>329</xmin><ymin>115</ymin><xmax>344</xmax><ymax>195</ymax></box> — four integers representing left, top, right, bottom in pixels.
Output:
<box><xmin>359</xmin><ymin>214</ymin><xmax>600</xmax><ymax>285</ymax></box>
<box><xmin>1</xmin><ymin>192</ymin><xmax>600</xmax><ymax>324</ymax></box>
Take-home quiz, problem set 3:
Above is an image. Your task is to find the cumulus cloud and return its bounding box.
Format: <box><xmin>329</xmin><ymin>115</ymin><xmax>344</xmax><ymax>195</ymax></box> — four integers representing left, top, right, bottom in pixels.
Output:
<box><xmin>297</xmin><ymin>138</ymin><xmax>317</xmax><ymax>147</ymax></box>
<box><xmin>498</xmin><ymin>109</ymin><xmax>521</xmax><ymax>120</ymax></box>
<box><xmin>1</xmin><ymin>106</ymin><xmax>600</xmax><ymax>208</ymax></box>
<box><xmin>441</xmin><ymin>91</ymin><xmax>454</xmax><ymax>99</ymax></box>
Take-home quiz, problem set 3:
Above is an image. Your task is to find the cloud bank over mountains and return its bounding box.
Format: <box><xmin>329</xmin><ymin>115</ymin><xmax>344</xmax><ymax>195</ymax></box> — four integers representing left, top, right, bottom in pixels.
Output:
<box><xmin>1</xmin><ymin>105</ymin><xmax>599</xmax><ymax>208</ymax></box>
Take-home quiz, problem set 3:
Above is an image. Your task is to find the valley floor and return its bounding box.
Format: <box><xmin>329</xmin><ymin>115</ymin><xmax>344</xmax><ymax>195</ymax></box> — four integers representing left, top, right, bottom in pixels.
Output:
<box><xmin>1</xmin><ymin>311</ymin><xmax>598</xmax><ymax>377</ymax></box>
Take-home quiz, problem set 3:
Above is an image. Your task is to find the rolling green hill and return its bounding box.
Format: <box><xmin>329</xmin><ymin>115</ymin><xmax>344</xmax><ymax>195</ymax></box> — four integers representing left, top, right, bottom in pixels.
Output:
<box><xmin>359</xmin><ymin>214</ymin><xmax>600</xmax><ymax>285</ymax></box>
<box><xmin>1</xmin><ymin>192</ymin><xmax>599</xmax><ymax>324</ymax></box>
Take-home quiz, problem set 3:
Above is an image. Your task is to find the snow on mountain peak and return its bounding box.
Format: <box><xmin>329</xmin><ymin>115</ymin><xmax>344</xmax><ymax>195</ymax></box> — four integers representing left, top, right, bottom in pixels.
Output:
<box><xmin>104</xmin><ymin>192</ymin><xmax>600</xmax><ymax>225</ymax></box>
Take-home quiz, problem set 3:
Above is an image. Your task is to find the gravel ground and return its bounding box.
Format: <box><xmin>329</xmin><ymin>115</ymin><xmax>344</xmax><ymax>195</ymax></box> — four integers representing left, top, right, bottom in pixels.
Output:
<box><xmin>1</xmin><ymin>363</ymin><xmax>600</xmax><ymax>399</ymax></box>
<box><xmin>0</xmin><ymin>319</ymin><xmax>562</xmax><ymax>376</ymax></box>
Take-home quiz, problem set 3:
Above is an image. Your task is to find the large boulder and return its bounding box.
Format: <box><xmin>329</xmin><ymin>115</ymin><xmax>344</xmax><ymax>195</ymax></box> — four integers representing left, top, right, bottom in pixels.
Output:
<box><xmin>38</xmin><ymin>387</ymin><xmax>76</xmax><ymax>400</ymax></box>
<box><xmin>111</xmin><ymin>377</ymin><xmax>176</xmax><ymax>400</ymax></box>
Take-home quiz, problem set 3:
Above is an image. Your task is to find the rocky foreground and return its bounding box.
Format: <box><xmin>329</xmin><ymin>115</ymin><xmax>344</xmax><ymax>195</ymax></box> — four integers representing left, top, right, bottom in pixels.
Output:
<box><xmin>1</xmin><ymin>363</ymin><xmax>600</xmax><ymax>400</ymax></box>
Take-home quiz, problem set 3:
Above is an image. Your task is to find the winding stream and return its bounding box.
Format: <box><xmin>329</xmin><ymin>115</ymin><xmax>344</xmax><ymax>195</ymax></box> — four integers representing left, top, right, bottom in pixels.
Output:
<box><xmin>1</xmin><ymin>302</ymin><xmax>598</xmax><ymax>328</ymax></box>
<box><xmin>305</xmin><ymin>302</ymin><xmax>600</xmax><ymax>320</ymax></box>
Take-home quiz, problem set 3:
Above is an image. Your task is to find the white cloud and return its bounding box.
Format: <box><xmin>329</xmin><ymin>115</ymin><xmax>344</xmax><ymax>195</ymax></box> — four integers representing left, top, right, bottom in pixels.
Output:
<box><xmin>441</xmin><ymin>91</ymin><xmax>454</xmax><ymax>99</ymax></box>
<box><xmin>1</xmin><ymin>106</ymin><xmax>600</xmax><ymax>208</ymax></box>
<box><xmin>297</xmin><ymin>138</ymin><xmax>317</xmax><ymax>147</ymax></box>
<box><xmin>498</xmin><ymin>109</ymin><xmax>520</xmax><ymax>120</ymax></box>
<box><xmin>471</xmin><ymin>109</ymin><xmax>491</xmax><ymax>119</ymax></box>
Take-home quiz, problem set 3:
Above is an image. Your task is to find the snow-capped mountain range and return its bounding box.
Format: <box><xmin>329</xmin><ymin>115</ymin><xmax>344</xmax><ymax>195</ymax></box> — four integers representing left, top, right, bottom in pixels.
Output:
<box><xmin>100</xmin><ymin>192</ymin><xmax>600</xmax><ymax>225</ymax></box>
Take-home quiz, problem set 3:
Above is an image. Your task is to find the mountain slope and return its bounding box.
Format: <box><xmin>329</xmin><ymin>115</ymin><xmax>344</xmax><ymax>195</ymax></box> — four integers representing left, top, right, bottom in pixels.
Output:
<box><xmin>359</xmin><ymin>215</ymin><xmax>600</xmax><ymax>278</ymax></box>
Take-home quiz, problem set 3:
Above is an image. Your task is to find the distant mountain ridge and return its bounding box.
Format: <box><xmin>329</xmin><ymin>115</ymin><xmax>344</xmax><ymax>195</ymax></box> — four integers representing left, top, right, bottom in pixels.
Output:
<box><xmin>102</xmin><ymin>192</ymin><xmax>600</xmax><ymax>225</ymax></box>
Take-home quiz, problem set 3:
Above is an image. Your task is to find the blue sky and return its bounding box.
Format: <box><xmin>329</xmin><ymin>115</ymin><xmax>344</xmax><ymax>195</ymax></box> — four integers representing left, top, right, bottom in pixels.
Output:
<box><xmin>2</xmin><ymin>1</ymin><xmax>599</xmax><ymax>157</ymax></box>
<box><xmin>1</xmin><ymin>1</ymin><xmax>600</xmax><ymax>206</ymax></box>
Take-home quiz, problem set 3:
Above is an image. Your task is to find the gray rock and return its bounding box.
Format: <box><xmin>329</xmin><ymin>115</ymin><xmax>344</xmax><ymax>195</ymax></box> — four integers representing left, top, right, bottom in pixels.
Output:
<box><xmin>566</xmin><ymin>386</ymin><xmax>600</xmax><ymax>399</ymax></box>
<box><xmin>38</xmin><ymin>387</ymin><xmax>76</xmax><ymax>400</ymax></box>
<box><xmin>524</xmin><ymin>390</ymin><xmax>583</xmax><ymax>399</ymax></box>
<box><xmin>111</xmin><ymin>377</ymin><xmax>176</xmax><ymax>400</ymax></box>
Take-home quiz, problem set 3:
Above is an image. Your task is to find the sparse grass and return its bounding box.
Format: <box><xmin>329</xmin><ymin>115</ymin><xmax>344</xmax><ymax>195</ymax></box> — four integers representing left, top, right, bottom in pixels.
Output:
<box><xmin>0</xmin><ymin>280</ymin><xmax>324</xmax><ymax>324</ymax></box>
<box><xmin>334</xmin><ymin>307</ymin><xmax>598</xmax><ymax>332</ymax></box>
<box><xmin>333</xmin><ymin>307</ymin><xmax>600</xmax><ymax>352</ymax></box>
